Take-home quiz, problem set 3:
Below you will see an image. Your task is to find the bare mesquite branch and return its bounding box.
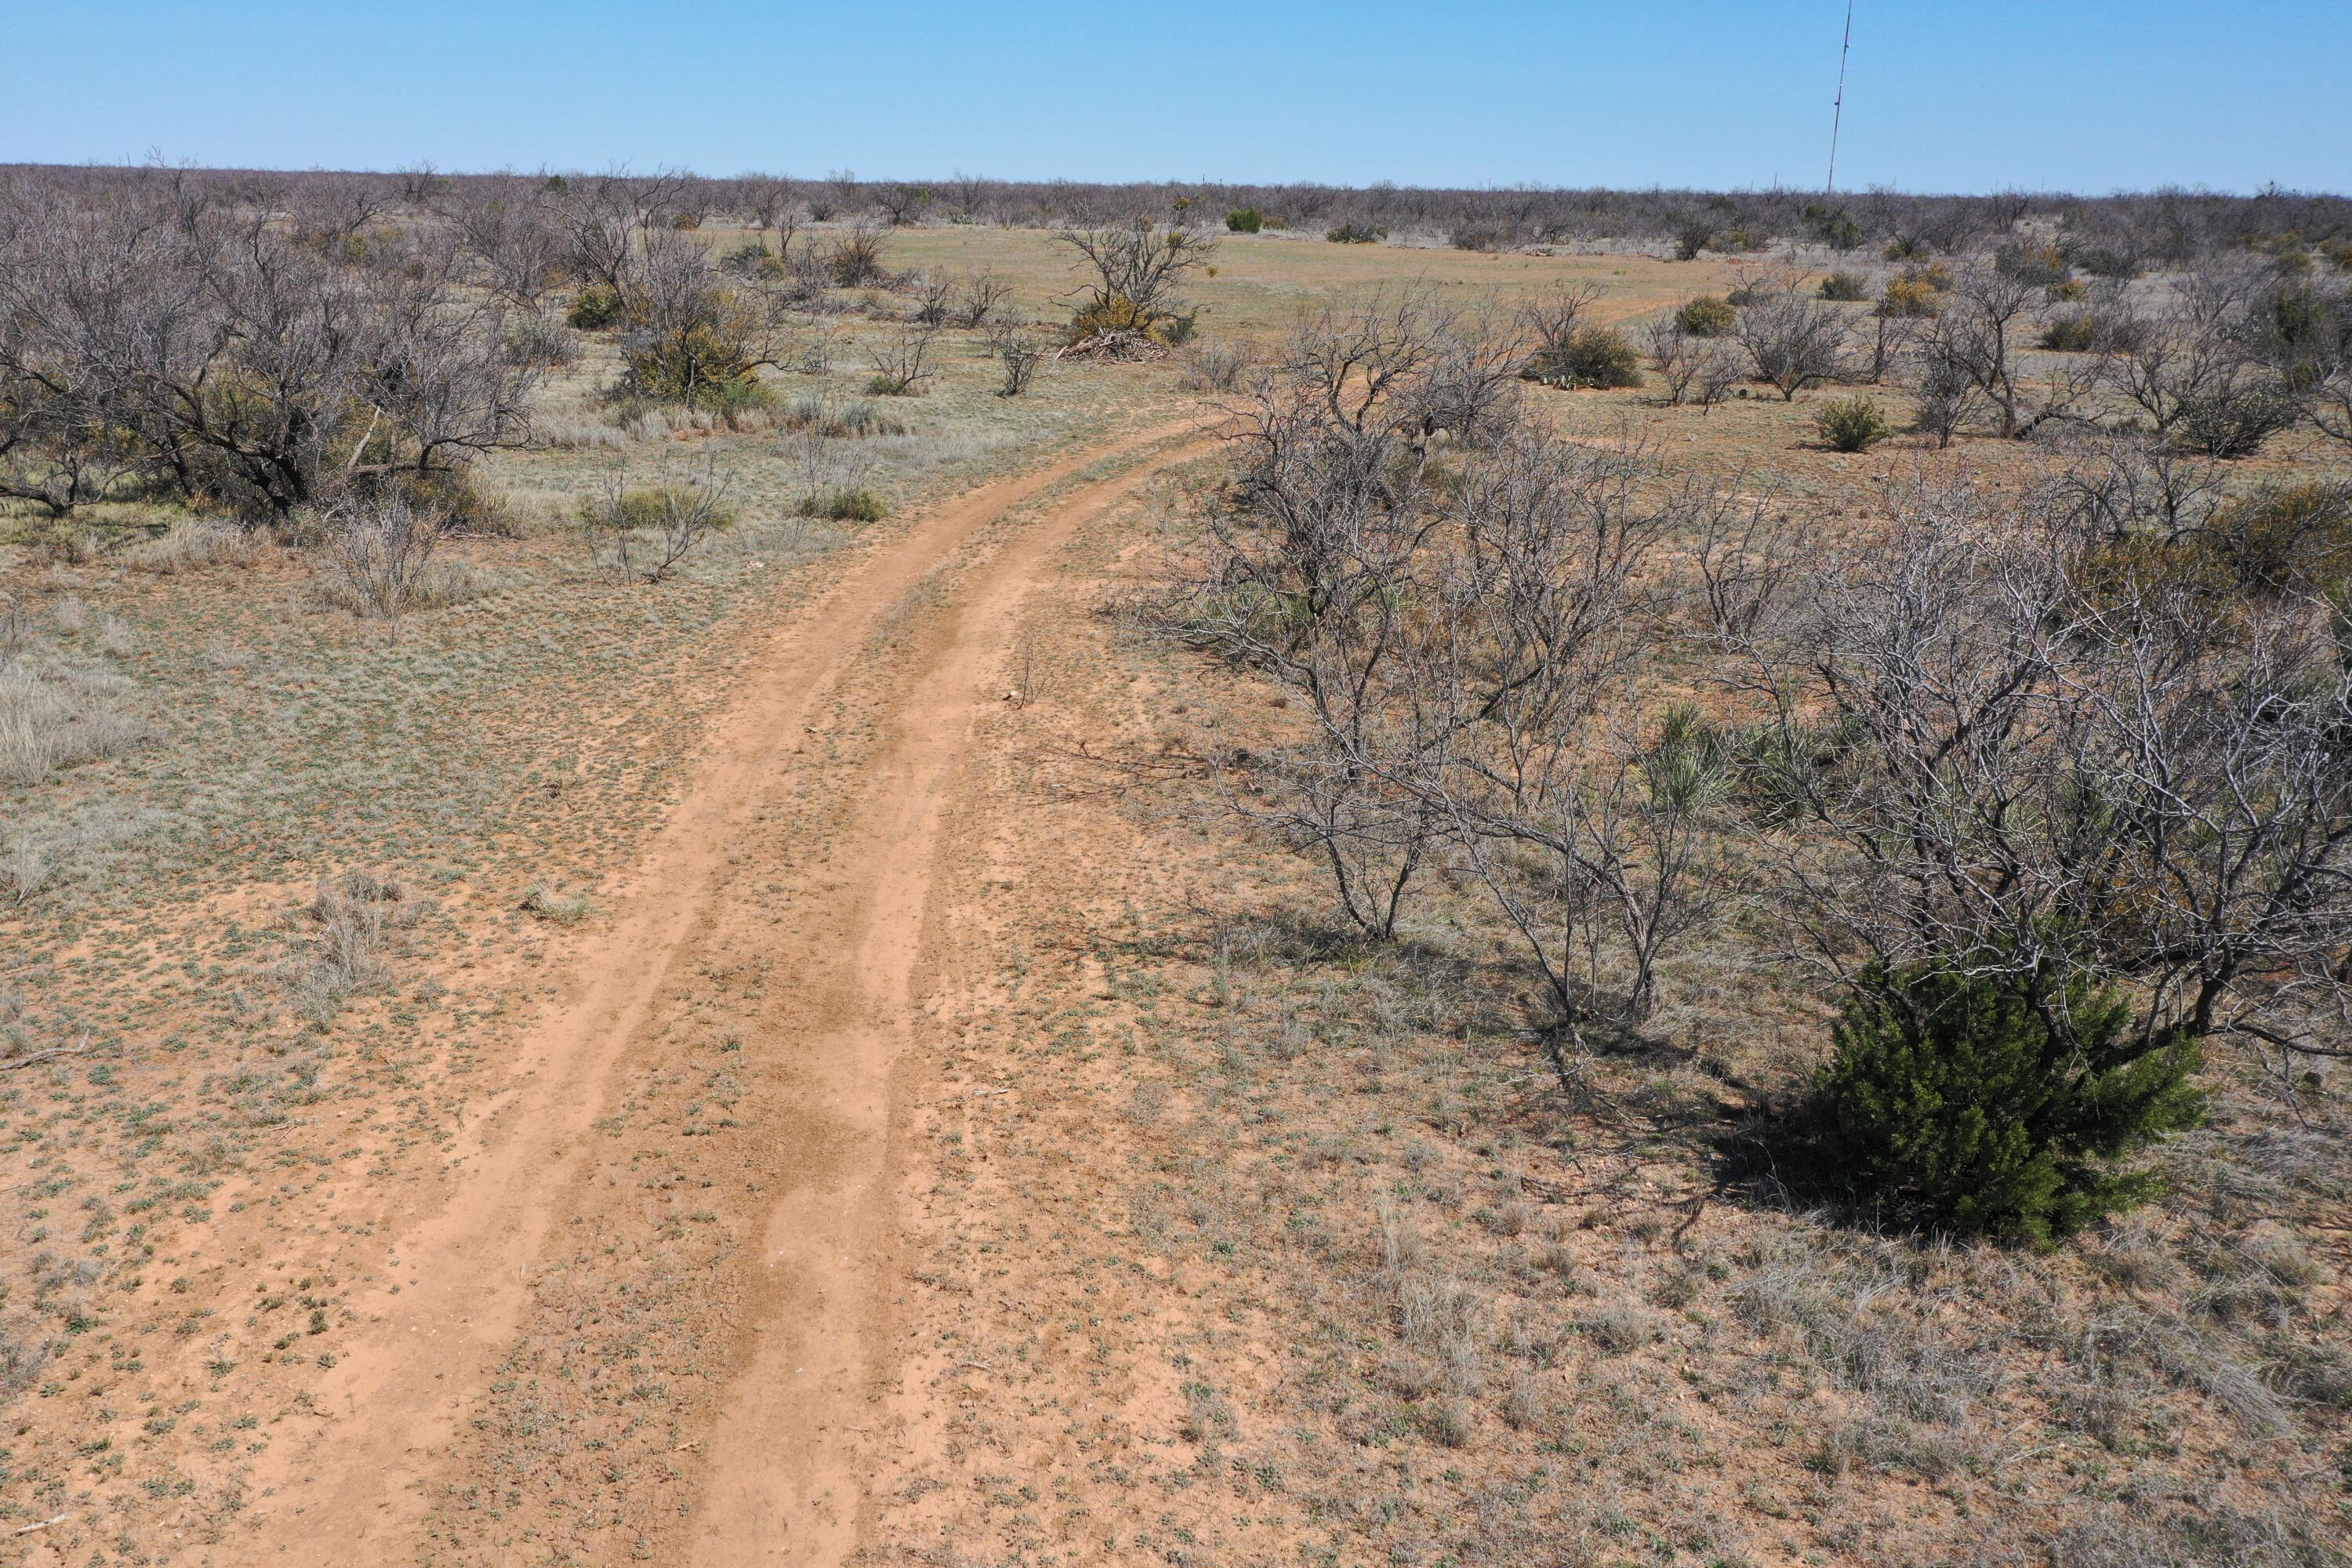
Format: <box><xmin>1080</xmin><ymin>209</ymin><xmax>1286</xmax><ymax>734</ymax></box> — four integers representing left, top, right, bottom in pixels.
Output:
<box><xmin>863</xmin><ymin>321</ymin><xmax>942</xmax><ymax>396</ymax></box>
<box><xmin>1174</xmin><ymin>298</ymin><xmax>1744</xmax><ymax>1073</ymax></box>
<box><xmin>1916</xmin><ymin>255</ymin><xmax>2096</xmax><ymax>438</ymax></box>
<box><xmin>1733</xmin><ymin>272</ymin><xmax>1849</xmax><ymax>401</ymax></box>
<box><xmin>579</xmin><ymin>460</ymin><xmax>738</xmax><ymax>584</ymax></box>
<box><xmin>1055</xmin><ymin>218</ymin><xmax>1217</xmax><ymax>337</ymax></box>
<box><xmin>1716</xmin><ymin>473</ymin><xmax>2352</xmax><ymax>1064</ymax></box>
<box><xmin>985</xmin><ymin>322</ymin><xmax>1048</xmax><ymax>397</ymax></box>
<box><xmin>0</xmin><ymin>170</ymin><xmax>535</xmax><ymax>521</ymax></box>
<box><xmin>325</xmin><ymin>493</ymin><xmax>442</xmax><ymax>632</ymax></box>
<box><xmin>2098</xmin><ymin>259</ymin><xmax>2302</xmax><ymax>457</ymax></box>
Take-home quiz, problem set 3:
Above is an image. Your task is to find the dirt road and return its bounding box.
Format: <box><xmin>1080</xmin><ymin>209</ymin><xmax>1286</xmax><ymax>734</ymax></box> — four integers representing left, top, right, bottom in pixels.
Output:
<box><xmin>243</xmin><ymin>422</ymin><xmax>1201</xmax><ymax>1564</ymax></box>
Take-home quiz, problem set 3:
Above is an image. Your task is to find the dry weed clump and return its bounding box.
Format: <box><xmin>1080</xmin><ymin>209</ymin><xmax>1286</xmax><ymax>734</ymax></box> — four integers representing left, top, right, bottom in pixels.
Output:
<box><xmin>1176</xmin><ymin>339</ymin><xmax>1258</xmax><ymax>393</ymax></box>
<box><xmin>0</xmin><ymin>651</ymin><xmax>151</xmax><ymax>785</ymax></box>
<box><xmin>318</xmin><ymin>495</ymin><xmax>497</xmax><ymax>623</ymax></box>
<box><xmin>1</xmin><ymin>799</ymin><xmax>158</xmax><ymax>904</ymax></box>
<box><xmin>274</xmin><ymin>869</ymin><xmax>419</xmax><ymax>1025</ymax></box>
<box><xmin>521</xmin><ymin>880</ymin><xmax>592</xmax><ymax>924</ymax></box>
<box><xmin>121</xmin><ymin>519</ymin><xmax>263</xmax><ymax>575</ymax></box>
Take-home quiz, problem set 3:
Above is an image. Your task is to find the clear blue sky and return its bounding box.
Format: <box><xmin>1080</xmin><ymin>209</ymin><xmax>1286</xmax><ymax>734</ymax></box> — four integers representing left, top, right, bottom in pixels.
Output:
<box><xmin>5</xmin><ymin>2</ymin><xmax>2345</xmax><ymax>194</ymax></box>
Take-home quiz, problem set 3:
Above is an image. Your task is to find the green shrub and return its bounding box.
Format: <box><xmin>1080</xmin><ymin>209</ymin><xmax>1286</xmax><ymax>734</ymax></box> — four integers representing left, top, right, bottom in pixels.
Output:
<box><xmin>1806</xmin><ymin>204</ymin><xmax>1864</xmax><ymax>252</ymax></box>
<box><xmin>1675</xmin><ymin>296</ymin><xmax>1737</xmax><ymax>337</ymax></box>
<box><xmin>2207</xmin><ymin>481</ymin><xmax>2352</xmax><ymax>594</ymax></box>
<box><xmin>1325</xmin><ymin>220</ymin><xmax>1387</xmax><ymax>245</ymax></box>
<box><xmin>1064</xmin><ymin>292</ymin><xmax>1195</xmax><ymax>348</ymax></box>
<box><xmin>617</xmin><ymin>285</ymin><xmax>773</xmax><ymax>412</ymax></box>
<box><xmin>2174</xmin><ymin>378</ymin><xmax>2302</xmax><ymax>459</ymax></box>
<box><xmin>1816</xmin><ymin>962</ymin><xmax>2201</xmax><ymax>1247</ymax></box>
<box><xmin>1526</xmin><ymin>326</ymin><xmax>1642</xmax><ymax>390</ymax></box>
<box><xmin>2074</xmin><ymin>530</ymin><xmax>2241</xmax><ymax>615</ymax></box>
<box><xmin>1817</xmin><ymin>270</ymin><xmax>1871</xmax><ymax>302</ymax></box>
<box><xmin>1814</xmin><ymin>396</ymin><xmax>1891</xmax><ymax>452</ymax></box>
<box><xmin>1877</xmin><ymin>274</ymin><xmax>1943</xmax><ymax>318</ymax></box>
<box><xmin>1995</xmin><ymin>242</ymin><xmax>2073</xmax><ymax>285</ymax></box>
<box><xmin>566</xmin><ymin>285</ymin><xmax>626</xmax><ymax>330</ymax></box>
<box><xmin>797</xmin><ymin>487</ymin><xmax>886</xmax><ymax>523</ymax></box>
<box><xmin>2038</xmin><ymin>314</ymin><xmax>2097</xmax><ymax>352</ymax></box>
<box><xmin>1671</xmin><ymin>219</ymin><xmax>1713</xmax><ymax>261</ymax></box>
<box><xmin>579</xmin><ymin>485</ymin><xmax>740</xmax><ymax>534</ymax></box>
<box><xmin>1224</xmin><ymin>208</ymin><xmax>1264</xmax><ymax>234</ymax></box>
<box><xmin>719</xmin><ymin>242</ymin><xmax>789</xmax><ymax>279</ymax></box>
<box><xmin>622</xmin><ymin>321</ymin><xmax>771</xmax><ymax>410</ymax></box>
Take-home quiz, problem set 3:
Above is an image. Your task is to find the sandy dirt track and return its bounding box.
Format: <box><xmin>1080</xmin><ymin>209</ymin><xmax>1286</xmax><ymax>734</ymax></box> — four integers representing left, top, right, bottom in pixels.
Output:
<box><xmin>240</xmin><ymin>420</ymin><xmax>1203</xmax><ymax>1564</ymax></box>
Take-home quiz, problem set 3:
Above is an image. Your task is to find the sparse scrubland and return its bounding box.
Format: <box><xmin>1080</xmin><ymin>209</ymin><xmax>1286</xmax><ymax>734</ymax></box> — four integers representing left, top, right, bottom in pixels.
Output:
<box><xmin>1</xmin><ymin>165</ymin><xmax>2347</xmax><ymax>1567</ymax></box>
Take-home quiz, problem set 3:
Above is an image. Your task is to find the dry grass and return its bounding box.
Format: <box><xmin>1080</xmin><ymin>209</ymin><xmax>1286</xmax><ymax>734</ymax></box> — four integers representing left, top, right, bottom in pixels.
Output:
<box><xmin>0</xmin><ymin>649</ymin><xmax>151</xmax><ymax>784</ymax></box>
<box><xmin>121</xmin><ymin>519</ymin><xmax>263</xmax><ymax>575</ymax></box>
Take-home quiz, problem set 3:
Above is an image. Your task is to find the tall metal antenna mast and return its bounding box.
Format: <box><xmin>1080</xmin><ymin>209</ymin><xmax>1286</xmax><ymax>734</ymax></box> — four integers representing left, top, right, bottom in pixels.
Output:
<box><xmin>1826</xmin><ymin>0</ymin><xmax>1854</xmax><ymax>194</ymax></box>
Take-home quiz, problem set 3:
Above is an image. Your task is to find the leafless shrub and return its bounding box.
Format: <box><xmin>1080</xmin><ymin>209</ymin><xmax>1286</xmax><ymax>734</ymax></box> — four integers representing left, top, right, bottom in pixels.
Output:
<box><xmin>1910</xmin><ymin>360</ymin><xmax>1980</xmax><ymax>447</ymax></box>
<box><xmin>1734</xmin><ymin>273</ymin><xmax>1850</xmax><ymax>400</ymax></box>
<box><xmin>319</xmin><ymin>494</ymin><xmax>483</xmax><ymax>629</ymax></box>
<box><xmin>956</xmin><ymin>270</ymin><xmax>1011</xmax><ymax>328</ymax></box>
<box><xmin>0</xmin><ymin>172</ymin><xmax>535</xmax><ymax>520</ymax></box>
<box><xmin>738</xmin><ymin>176</ymin><xmax>803</xmax><ymax>260</ymax></box>
<box><xmin>1720</xmin><ymin>470</ymin><xmax>2352</xmax><ymax>1069</ymax></box>
<box><xmin>909</xmin><ymin>272</ymin><xmax>955</xmax><ymax>325</ymax></box>
<box><xmin>1406</xmin><ymin>306</ymin><xmax>1526</xmax><ymax>443</ymax></box>
<box><xmin>1177</xmin><ymin>302</ymin><xmax>1737</xmax><ymax>1070</ymax></box>
<box><xmin>985</xmin><ymin>322</ymin><xmax>1048</xmax><ymax>397</ymax></box>
<box><xmin>779</xmin><ymin>393</ymin><xmax>884</xmax><ymax>513</ymax></box>
<box><xmin>578</xmin><ymin>460</ymin><xmax>739</xmax><ymax>583</ymax></box>
<box><xmin>1518</xmin><ymin>281</ymin><xmax>1606</xmax><ymax>370</ymax></box>
<box><xmin>1055</xmin><ymin>217</ymin><xmax>1216</xmax><ymax>342</ymax></box>
<box><xmin>1644</xmin><ymin>317</ymin><xmax>1740</xmax><ymax>406</ymax></box>
<box><xmin>1917</xmin><ymin>255</ymin><xmax>2096</xmax><ymax>437</ymax></box>
<box><xmin>864</xmin><ymin>320</ymin><xmax>941</xmax><ymax>395</ymax></box>
<box><xmin>2306</xmin><ymin>281</ymin><xmax>2352</xmax><ymax>453</ymax></box>
<box><xmin>444</xmin><ymin>177</ymin><xmax>568</xmax><ymax>307</ymax></box>
<box><xmin>824</xmin><ymin>219</ymin><xmax>889</xmax><ymax>288</ymax></box>
<box><xmin>2100</xmin><ymin>261</ymin><xmax>2299</xmax><ymax>457</ymax></box>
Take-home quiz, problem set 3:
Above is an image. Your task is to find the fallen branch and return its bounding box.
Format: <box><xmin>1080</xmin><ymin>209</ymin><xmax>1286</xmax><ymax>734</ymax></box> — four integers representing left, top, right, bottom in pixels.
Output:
<box><xmin>4</xmin><ymin>1033</ymin><xmax>90</xmax><ymax>1071</ymax></box>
